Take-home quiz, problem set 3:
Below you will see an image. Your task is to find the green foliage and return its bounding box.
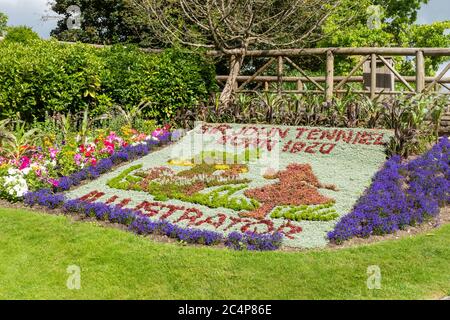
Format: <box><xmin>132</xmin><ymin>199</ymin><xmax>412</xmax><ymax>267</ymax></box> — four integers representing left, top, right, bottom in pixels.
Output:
<box><xmin>399</xmin><ymin>21</ymin><xmax>450</xmax><ymax>75</ymax></box>
<box><xmin>99</xmin><ymin>45</ymin><xmax>216</xmax><ymax>121</ymax></box>
<box><xmin>107</xmin><ymin>164</ymin><xmax>258</xmax><ymax>211</ymax></box>
<box><xmin>0</xmin><ymin>120</ymin><xmax>42</xmax><ymax>160</ymax></box>
<box><xmin>0</xmin><ymin>12</ymin><xmax>7</xmax><ymax>36</ymax></box>
<box><xmin>107</xmin><ymin>164</ymin><xmax>143</xmax><ymax>190</ymax></box>
<box><xmin>0</xmin><ymin>40</ymin><xmax>109</xmax><ymax>121</ymax></box>
<box><xmin>50</xmin><ymin>0</ymin><xmax>162</xmax><ymax>47</ymax></box>
<box><xmin>382</xmin><ymin>94</ymin><xmax>447</xmax><ymax>157</ymax></box>
<box><xmin>320</xmin><ymin>0</ymin><xmax>449</xmax><ymax>75</ymax></box>
<box><xmin>372</xmin><ymin>0</ymin><xmax>428</xmax><ymax>28</ymax></box>
<box><xmin>165</xmin><ymin>184</ymin><xmax>259</xmax><ymax>211</ymax></box>
<box><xmin>271</xmin><ymin>203</ymin><xmax>339</xmax><ymax>222</ymax></box>
<box><xmin>4</xmin><ymin>26</ymin><xmax>40</xmax><ymax>44</ymax></box>
<box><xmin>0</xmin><ymin>40</ymin><xmax>216</xmax><ymax>123</ymax></box>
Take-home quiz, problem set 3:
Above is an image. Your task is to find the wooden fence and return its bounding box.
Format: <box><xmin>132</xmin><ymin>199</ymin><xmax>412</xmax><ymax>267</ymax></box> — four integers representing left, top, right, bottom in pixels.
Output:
<box><xmin>2</xmin><ymin>37</ymin><xmax>450</xmax><ymax>131</ymax></box>
<box><xmin>2</xmin><ymin>36</ymin><xmax>447</xmax><ymax>100</ymax></box>
<box><xmin>213</xmin><ymin>47</ymin><xmax>450</xmax><ymax>102</ymax></box>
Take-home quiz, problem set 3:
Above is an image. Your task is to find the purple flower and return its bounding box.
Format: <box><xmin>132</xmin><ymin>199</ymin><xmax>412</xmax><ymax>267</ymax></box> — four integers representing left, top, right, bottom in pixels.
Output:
<box><xmin>329</xmin><ymin>138</ymin><xmax>450</xmax><ymax>244</ymax></box>
<box><xmin>24</xmin><ymin>189</ymin><xmax>65</xmax><ymax>209</ymax></box>
<box><xmin>225</xmin><ymin>231</ymin><xmax>283</xmax><ymax>251</ymax></box>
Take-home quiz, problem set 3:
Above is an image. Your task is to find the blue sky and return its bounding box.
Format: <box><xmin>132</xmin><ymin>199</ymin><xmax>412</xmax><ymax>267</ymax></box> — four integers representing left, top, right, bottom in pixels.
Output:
<box><xmin>0</xmin><ymin>0</ymin><xmax>449</xmax><ymax>38</ymax></box>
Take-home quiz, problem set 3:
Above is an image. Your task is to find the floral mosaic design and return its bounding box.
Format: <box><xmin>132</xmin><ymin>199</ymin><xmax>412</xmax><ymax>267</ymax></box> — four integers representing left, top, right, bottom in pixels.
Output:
<box><xmin>65</xmin><ymin>122</ymin><xmax>394</xmax><ymax>248</ymax></box>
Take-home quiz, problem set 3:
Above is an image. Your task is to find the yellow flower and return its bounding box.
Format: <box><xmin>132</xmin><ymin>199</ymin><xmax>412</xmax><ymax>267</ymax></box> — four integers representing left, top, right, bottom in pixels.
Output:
<box><xmin>167</xmin><ymin>159</ymin><xmax>194</xmax><ymax>167</ymax></box>
<box><xmin>214</xmin><ymin>164</ymin><xmax>230</xmax><ymax>170</ymax></box>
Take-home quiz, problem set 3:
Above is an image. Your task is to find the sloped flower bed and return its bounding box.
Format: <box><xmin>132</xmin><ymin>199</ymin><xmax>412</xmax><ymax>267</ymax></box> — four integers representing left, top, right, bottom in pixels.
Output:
<box><xmin>17</xmin><ymin>122</ymin><xmax>449</xmax><ymax>250</ymax></box>
<box><xmin>61</xmin><ymin>122</ymin><xmax>396</xmax><ymax>249</ymax></box>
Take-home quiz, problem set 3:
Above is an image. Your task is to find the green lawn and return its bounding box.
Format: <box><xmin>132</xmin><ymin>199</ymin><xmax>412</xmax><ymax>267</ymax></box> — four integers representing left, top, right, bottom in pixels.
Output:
<box><xmin>0</xmin><ymin>207</ymin><xmax>449</xmax><ymax>300</ymax></box>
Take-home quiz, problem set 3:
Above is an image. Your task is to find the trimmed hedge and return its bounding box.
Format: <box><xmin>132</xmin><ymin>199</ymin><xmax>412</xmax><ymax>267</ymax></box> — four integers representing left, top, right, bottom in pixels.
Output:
<box><xmin>0</xmin><ymin>40</ymin><xmax>216</xmax><ymax>122</ymax></box>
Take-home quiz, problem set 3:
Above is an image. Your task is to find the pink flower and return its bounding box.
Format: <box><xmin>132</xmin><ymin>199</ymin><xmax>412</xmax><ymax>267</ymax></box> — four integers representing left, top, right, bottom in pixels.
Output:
<box><xmin>103</xmin><ymin>141</ymin><xmax>115</xmax><ymax>154</ymax></box>
<box><xmin>74</xmin><ymin>154</ymin><xmax>83</xmax><ymax>166</ymax></box>
<box><xmin>90</xmin><ymin>158</ymin><xmax>97</xmax><ymax>166</ymax></box>
<box><xmin>107</xmin><ymin>131</ymin><xmax>118</xmax><ymax>142</ymax></box>
<box><xmin>48</xmin><ymin>178</ymin><xmax>59</xmax><ymax>187</ymax></box>
<box><xmin>49</xmin><ymin>147</ymin><xmax>59</xmax><ymax>160</ymax></box>
<box><xmin>152</xmin><ymin>128</ymin><xmax>164</xmax><ymax>137</ymax></box>
<box><xmin>19</xmin><ymin>156</ymin><xmax>31</xmax><ymax>170</ymax></box>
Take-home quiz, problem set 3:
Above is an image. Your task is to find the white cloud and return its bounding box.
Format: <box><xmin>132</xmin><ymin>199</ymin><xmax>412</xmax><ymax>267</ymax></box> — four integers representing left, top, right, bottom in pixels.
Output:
<box><xmin>0</xmin><ymin>0</ymin><xmax>57</xmax><ymax>38</ymax></box>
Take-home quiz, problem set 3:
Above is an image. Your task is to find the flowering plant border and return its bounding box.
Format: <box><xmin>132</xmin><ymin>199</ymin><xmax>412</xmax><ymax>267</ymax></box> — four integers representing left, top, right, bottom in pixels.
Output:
<box><xmin>24</xmin><ymin>189</ymin><xmax>284</xmax><ymax>251</ymax></box>
<box><xmin>54</xmin><ymin>132</ymin><xmax>172</xmax><ymax>192</ymax></box>
<box><xmin>328</xmin><ymin>137</ymin><xmax>450</xmax><ymax>244</ymax></box>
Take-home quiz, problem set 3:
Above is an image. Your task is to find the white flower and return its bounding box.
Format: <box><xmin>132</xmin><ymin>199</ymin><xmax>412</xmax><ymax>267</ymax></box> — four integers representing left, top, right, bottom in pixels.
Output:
<box><xmin>7</xmin><ymin>168</ymin><xmax>19</xmax><ymax>175</ymax></box>
<box><xmin>3</xmin><ymin>172</ymin><xmax>28</xmax><ymax>199</ymax></box>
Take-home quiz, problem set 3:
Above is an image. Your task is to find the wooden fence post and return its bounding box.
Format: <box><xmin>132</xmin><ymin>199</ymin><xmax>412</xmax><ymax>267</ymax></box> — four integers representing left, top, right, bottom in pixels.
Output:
<box><xmin>326</xmin><ymin>50</ymin><xmax>334</xmax><ymax>103</ymax></box>
<box><xmin>297</xmin><ymin>79</ymin><xmax>303</xmax><ymax>92</ymax></box>
<box><xmin>277</xmin><ymin>56</ymin><xmax>284</xmax><ymax>95</ymax></box>
<box><xmin>416</xmin><ymin>50</ymin><xmax>425</xmax><ymax>93</ymax></box>
<box><xmin>370</xmin><ymin>53</ymin><xmax>377</xmax><ymax>100</ymax></box>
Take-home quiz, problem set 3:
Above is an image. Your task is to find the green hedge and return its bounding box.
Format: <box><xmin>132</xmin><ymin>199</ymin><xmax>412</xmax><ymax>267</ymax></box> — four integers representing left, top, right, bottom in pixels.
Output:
<box><xmin>0</xmin><ymin>40</ymin><xmax>216</xmax><ymax>123</ymax></box>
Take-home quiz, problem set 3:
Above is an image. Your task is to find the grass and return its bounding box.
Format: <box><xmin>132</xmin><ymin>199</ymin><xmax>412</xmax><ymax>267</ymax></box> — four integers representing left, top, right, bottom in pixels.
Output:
<box><xmin>0</xmin><ymin>207</ymin><xmax>449</xmax><ymax>300</ymax></box>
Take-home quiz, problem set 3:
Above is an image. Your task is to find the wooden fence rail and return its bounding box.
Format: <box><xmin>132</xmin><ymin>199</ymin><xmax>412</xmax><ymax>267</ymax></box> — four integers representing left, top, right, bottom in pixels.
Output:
<box><xmin>214</xmin><ymin>48</ymin><xmax>450</xmax><ymax>102</ymax></box>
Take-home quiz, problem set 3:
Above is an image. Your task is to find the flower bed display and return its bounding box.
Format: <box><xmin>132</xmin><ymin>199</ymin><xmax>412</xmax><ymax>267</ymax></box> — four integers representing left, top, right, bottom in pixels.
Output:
<box><xmin>0</xmin><ymin>125</ymin><xmax>171</xmax><ymax>201</ymax></box>
<box><xmin>15</xmin><ymin>121</ymin><xmax>448</xmax><ymax>249</ymax></box>
<box><xmin>62</xmin><ymin>122</ymin><xmax>397</xmax><ymax>248</ymax></box>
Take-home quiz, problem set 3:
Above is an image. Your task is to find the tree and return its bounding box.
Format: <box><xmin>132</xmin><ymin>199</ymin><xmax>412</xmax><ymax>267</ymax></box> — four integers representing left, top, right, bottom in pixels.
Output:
<box><xmin>372</xmin><ymin>0</ymin><xmax>428</xmax><ymax>33</ymax></box>
<box><xmin>320</xmin><ymin>0</ymin><xmax>450</xmax><ymax>76</ymax></box>
<box><xmin>49</xmin><ymin>0</ymin><xmax>160</xmax><ymax>46</ymax></box>
<box><xmin>134</xmin><ymin>0</ymin><xmax>348</xmax><ymax>107</ymax></box>
<box><xmin>0</xmin><ymin>12</ymin><xmax>7</xmax><ymax>36</ymax></box>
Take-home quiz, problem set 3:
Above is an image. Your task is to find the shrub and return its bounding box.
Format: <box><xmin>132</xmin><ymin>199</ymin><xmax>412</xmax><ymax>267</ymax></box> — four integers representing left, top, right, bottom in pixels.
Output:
<box><xmin>4</xmin><ymin>26</ymin><xmax>40</xmax><ymax>44</ymax></box>
<box><xmin>0</xmin><ymin>40</ymin><xmax>109</xmax><ymax>121</ymax></box>
<box><xmin>99</xmin><ymin>46</ymin><xmax>216</xmax><ymax>122</ymax></box>
<box><xmin>0</xmin><ymin>41</ymin><xmax>216</xmax><ymax>123</ymax></box>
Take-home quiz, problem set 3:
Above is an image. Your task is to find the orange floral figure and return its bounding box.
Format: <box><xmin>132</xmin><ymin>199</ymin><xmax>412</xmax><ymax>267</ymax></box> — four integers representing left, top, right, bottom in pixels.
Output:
<box><xmin>242</xmin><ymin>164</ymin><xmax>337</xmax><ymax>219</ymax></box>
